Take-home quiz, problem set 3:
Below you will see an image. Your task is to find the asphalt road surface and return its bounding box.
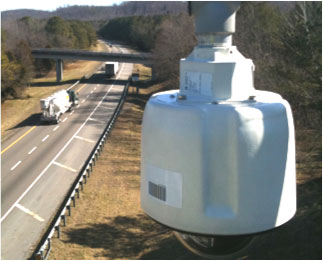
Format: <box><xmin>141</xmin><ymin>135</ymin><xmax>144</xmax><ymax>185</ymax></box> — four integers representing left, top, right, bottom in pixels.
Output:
<box><xmin>1</xmin><ymin>43</ymin><xmax>133</xmax><ymax>259</ymax></box>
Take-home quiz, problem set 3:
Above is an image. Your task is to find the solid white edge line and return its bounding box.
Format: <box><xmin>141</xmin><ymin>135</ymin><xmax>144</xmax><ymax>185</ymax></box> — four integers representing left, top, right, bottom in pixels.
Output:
<box><xmin>10</xmin><ymin>161</ymin><xmax>22</xmax><ymax>171</ymax></box>
<box><xmin>1</xmin><ymin>62</ymin><xmax>126</xmax><ymax>223</ymax></box>
<box><xmin>28</xmin><ymin>147</ymin><xmax>37</xmax><ymax>155</ymax></box>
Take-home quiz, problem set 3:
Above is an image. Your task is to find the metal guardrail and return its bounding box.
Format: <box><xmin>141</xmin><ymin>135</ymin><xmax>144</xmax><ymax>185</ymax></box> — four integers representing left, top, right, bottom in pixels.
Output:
<box><xmin>31</xmin><ymin>77</ymin><xmax>131</xmax><ymax>260</ymax></box>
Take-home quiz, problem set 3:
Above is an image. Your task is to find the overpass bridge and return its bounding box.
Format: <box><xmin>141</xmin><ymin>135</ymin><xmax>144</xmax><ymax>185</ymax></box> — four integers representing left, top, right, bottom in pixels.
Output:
<box><xmin>31</xmin><ymin>48</ymin><xmax>153</xmax><ymax>82</ymax></box>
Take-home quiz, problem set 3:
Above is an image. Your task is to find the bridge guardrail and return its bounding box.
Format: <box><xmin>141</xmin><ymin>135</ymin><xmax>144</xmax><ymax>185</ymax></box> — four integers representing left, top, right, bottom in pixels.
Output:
<box><xmin>31</xmin><ymin>76</ymin><xmax>131</xmax><ymax>260</ymax></box>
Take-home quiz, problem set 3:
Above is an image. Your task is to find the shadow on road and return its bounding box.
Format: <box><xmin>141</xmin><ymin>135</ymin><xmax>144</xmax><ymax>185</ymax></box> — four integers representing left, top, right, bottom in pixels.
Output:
<box><xmin>7</xmin><ymin>113</ymin><xmax>51</xmax><ymax>131</ymax></box>
<box><xmin>31</xmin><ymin>79</ymin><xmax>79</xmax><ymax>87</ymax></box>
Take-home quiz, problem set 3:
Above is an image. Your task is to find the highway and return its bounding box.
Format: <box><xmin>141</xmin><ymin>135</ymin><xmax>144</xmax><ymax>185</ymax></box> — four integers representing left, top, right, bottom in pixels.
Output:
<box><xmin>1</xmin><ymin>42</ymin><xmax>133</xmax><ymax>259</ymax></box>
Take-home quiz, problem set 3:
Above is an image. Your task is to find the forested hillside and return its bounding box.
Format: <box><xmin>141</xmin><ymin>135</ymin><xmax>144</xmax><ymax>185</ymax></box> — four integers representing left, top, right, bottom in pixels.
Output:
<box><xmin>1</xmin><ymin>1</ymin><xmax>187</xmax><ymax>22</ymax></box>
<box><xmin>1</xmin><ymin>16</ymin><xmax>97</xmax><ymax>101</ymax></box>
<box><xmin>100</xmin><ymin>1</ymin><xmax>322</xmax><ymax>185</ymax></box>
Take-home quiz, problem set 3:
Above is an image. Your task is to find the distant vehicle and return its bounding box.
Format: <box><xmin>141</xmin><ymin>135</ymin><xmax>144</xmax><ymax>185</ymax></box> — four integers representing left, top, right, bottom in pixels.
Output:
<box><xmin>40</xmin><ymin>89</ymin><xmax>79</xmax><ymax>124</ymax></box>
<box><xmin>105</xmin><ymin>62</ymin><xmax>119</xmax><ymax>77</ymax></box>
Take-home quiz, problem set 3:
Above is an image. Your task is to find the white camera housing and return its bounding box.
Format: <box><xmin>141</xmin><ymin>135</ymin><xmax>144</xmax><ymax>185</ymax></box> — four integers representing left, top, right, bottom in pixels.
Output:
<box><xmin>140</xmin><ymin>1</ymin><xmax>296</xmax><ymax>257</ymax></box>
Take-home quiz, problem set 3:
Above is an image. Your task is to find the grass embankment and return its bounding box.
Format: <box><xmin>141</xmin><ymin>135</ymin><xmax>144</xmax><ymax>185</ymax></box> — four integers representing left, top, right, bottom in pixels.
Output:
<box><xmin>48</xmin><ymin>64</ymin><xmax>197</xmax><ymax>260</ymax></box>
<box><xmin>1</xmin><ymin>42</ymin><xmax>110</xmax><ymax>141</ymax></box>
<box><xmin>48</xmin><ymin>64</ymin><xmax>321</xmax><ymax>260</ymax></box>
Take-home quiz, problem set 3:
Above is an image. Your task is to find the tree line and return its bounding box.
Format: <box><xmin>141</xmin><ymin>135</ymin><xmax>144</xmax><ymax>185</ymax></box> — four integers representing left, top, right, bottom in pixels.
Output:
<box><xmin>1</xmin><ymin>16</ymin><xmax>97</xmax><ymax>101</ymax></box>
<box><xmin>100</xmin><ymin>2</ymin><xmax>321</xmax><ymax>166</ymax></box>
<box><xmin>2</xmin><ymin>2</ymin><xmax>187</xmax><ymax>23</ymax></box>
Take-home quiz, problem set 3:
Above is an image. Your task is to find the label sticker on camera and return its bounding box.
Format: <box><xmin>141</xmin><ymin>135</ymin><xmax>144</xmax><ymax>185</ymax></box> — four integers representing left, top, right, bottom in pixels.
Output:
<box><xmin>183</xmin><ymin>71</ymin><xmax>212</xmax><ymax>96</ymax></box>
<box><xmin>146</xmin><ymin>164</ymin><xmax>182</xmax><ymax>208</ymax></box>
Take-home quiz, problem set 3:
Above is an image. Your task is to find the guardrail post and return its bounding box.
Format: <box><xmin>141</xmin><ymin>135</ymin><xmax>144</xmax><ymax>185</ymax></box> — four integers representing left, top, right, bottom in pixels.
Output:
<box><xmin>87</xmin><ymin>168</ymin><xmax>90</xmax><ymax>178</ymax></box>
<box><xmin>67</xmin><ymin>205</ymin><xmax>71</xmax><ymax>216</ymax></box>
<box><xmin>83</xmin><ymin>174</ymin><xmax>87</xmax><ymax>184</ymax></box>
<box><xmin>80</xmin><ymin>181</ymin><xmax>83</xmax><ymax>191</ymax></box>
<box><xmin>55</xmin><ymin>226</ymin><xmax>60</xmax><ymax>238</ymax></box>
<box><xmin>72</xmin><ymin>196</ymin><xmax>76</xmax><ymax>207</ymax></box>
<box><xmin>76</xmin><ymin>188</ymin><xmax>80</xmax><ymax>198</ymax></box>
<box><xmin>62</xmin><ymin>215</ymin><xmax>66</xmax><ymax>226</ymax></box>
<box><xmin>90</xmin><ymin>163</ymin><xmax>93</xmax><ymax>172</ymax></box>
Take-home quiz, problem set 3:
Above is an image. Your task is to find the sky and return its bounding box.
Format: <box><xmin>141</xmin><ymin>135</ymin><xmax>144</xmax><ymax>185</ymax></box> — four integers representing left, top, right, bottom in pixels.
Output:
<box><xmin>0</xmin><ymin>0</ymin><xmax>124</xmax><ymax>12</ymax></box>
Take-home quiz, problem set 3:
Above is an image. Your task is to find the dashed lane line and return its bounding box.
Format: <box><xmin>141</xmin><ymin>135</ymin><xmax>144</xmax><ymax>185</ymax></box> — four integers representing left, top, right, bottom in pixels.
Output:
<box><xmin>16</xmin><ymin>204</ymin><xmax>44</xmax><ymax>222</ymax></box>
<box><xmin>62</xmin><ymin>117</ymin><xmax>68</xmax><ymax>123</ymax></box>
<box><xmin>89</xmin><ymin>118</ymin><xmax>107</xmax><ymax>124</ymax></box>
<box><xmin>53</xmin><ymin>126</ymin><xmax>59</xmax><ymax>131</ymax></box>
<box><xmin>75</xmin><ymin>136</ymin><xmax>95</xmax><ymax>143</ymax></box>
<box><xmin>1</xmin><ymin>62</ymin><xmax>125</xmax><ymax>223</ymax></box>
<box><xmin>42</xmin><ymin>135</ymin><xmax>49</xmax><ymax>142</ymax></box>
<box><xmin>28</xmin><ymin>147</ymin><xmax>37</xmax><ymax>155</ymax></box>
<box><xmin>53</xmin><ymin>161</ymin><xmax>77</xmax><ymax>173</ymax></box>
<box><xmin>10</xmin><ymin>161</ymin><xmax>22</xmax><ymax>171</ymax></box>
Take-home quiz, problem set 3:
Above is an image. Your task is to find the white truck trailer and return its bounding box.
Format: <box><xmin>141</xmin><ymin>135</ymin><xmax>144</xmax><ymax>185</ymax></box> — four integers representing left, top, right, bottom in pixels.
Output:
<box><xmin>40</xmin><ymin>89</ymin><xmax>78</xmax><ymax>123</ymax></box>
<box><xmin>105</xmin><ymin>62</ymin><xmax>119</xmax><ymax>77</ymax></box>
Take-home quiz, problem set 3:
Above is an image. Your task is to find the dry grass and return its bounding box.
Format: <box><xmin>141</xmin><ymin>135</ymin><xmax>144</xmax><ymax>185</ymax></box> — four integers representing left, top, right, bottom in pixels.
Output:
<box><xmin>47</xmin><ymin>65</ymin><xmax>321</xmax><ymax>260</ymax></box>
<box><xmin>48</xmin><ymin>74</ymin><xmax>197</xmax><ymax>260</ymax></box>
<box><xmin>1</xmin><ymin>42</ymin><xmax>108</xmax><ymax>140</ymax></box>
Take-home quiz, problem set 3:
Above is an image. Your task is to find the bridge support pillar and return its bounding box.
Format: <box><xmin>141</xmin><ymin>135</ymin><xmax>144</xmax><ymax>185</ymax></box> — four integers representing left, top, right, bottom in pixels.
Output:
<box><xmin>56</xmin><ymin>59</ymin><xmax>63</xmax><ymax>82</ymax></box>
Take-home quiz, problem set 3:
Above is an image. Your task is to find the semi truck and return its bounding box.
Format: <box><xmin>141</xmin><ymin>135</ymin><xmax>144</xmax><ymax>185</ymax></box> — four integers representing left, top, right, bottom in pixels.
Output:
<box><xmin>40</xmin><ymin>89</ymin><xmax>78</xmax><ymax>124</ymax></box>
<box><xmin>105</xmin><ymin>62</ymin><xmax>119</xmax><ymax>77</ymax></box>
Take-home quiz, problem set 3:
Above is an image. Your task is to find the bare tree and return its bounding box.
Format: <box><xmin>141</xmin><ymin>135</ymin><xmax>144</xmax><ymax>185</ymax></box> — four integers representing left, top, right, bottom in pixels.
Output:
<box><xmin>152</xmin><ymin>14</ymin><xmax>196</xmax><ymax>88</ymax></box>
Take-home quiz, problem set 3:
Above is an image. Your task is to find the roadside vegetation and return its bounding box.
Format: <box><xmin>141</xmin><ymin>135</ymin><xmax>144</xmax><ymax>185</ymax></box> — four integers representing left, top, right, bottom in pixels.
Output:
<box><xmin>1</xmin><ymin>16</ymin><xmax>97</xmax><ymax>102</ymax></box>
<box><xmin>49</xmin><ymin>61</ymin><xmax>321</xmax><ymax>259</ymax></box>
<box><xmin>1</xmin><ymin>42</ymin><xmax>107</xmax><ymax>140</ymax></box>
<box><xmin>1</xmin><ymin>1</ymin><xmax>321</xmax><ymax>259</ymax></box>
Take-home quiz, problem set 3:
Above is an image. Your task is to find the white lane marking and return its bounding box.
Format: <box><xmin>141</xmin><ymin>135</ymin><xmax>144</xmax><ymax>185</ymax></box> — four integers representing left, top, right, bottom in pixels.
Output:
<box><xmin>53</xmin><ymin>162</ymin><xmax>77</xmax><ymax>172</ymax></box>
<box><xmin>1</xmin><ymin>62</ymin><xmax>125</xmax><ymax>223</ymax></box>
<box><xmin>15</xmin><ymin>204</ymin><xmax>45</xmax><ymax>222</ymax></box>
<box><xmin>90</xmin><ymin>90</ymin><xmax>94</xmax><ymax>94</ymax></box>
<box><xmin>75</xmin><ymin>136</ymin><xmax>95</xmax><ymax>143</ymax></box>
<box><xmin>28</xmin><ymin>147</ymin><xmax>37</xmax><ymax>155</ymax></box>
<box><xmin>76</xmin><ymin>105</ymin><xmax>80</xmax><ymax>108</ymax></box>
<box><xmin>11</xmin><ymin>161</ymin><xmax>22</xmax><ymax>171</ymax></box>
<box><xmin>89</xmin><ymin>118</ymin><xmax>106</xmax><ymax>124</ymax></box>
<box><xmin>94</xmin><ymin>87</ymin><xmax>97</xmax><ymax>90</ymax></box>
<box><xmin>86</xmin><ymin>95</ymin><xmax>90</xmax><ymax>98</ymax></box>
<box><xmin>99</xmin><ymin>105</ymin><xmax>114</xmax><ymax>110</ymax></box>
<box><xmin>62</xmin><ymin>117</ymin><xmax>68</xmax><ymax>123</ymax></box>
<box><xmin>70</xmin><ymin>111</ymin><xmax>74</xmax><ymax>115</ymax></box>
<box><xmin>53</xmin><ymin>126</ymin><xmax>59</xmax><ymax>131</ymax></box>
<box><xmin>81</xmin><ymin>99</ymin><xmax>85</xmax><ymax>103</ymax></box>
<box><xmin>42</xmin><ymin>135</ymin><xmax>49</xmax><ymax>142</ymax></box>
